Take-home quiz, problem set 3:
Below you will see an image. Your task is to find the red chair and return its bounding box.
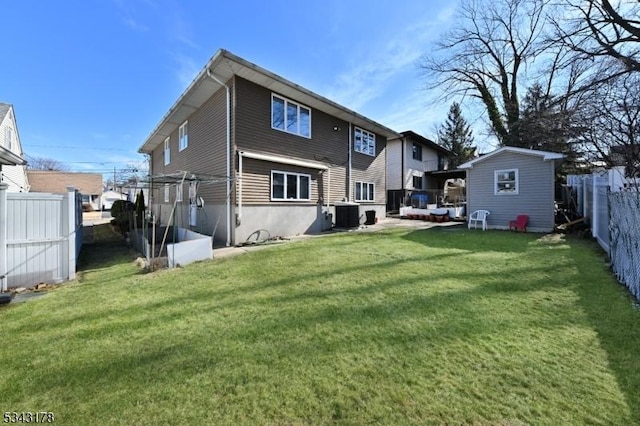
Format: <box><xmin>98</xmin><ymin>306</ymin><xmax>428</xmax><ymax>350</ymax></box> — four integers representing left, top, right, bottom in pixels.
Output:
<box><xmin>509</xmin><ymin>215</ymin><xmax>528</xmax><ymax>232</ymax></box>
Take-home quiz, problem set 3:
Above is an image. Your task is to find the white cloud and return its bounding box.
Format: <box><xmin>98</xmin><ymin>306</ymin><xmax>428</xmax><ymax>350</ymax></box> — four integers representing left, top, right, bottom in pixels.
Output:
<box><xmin>122</xmin><ymin>16</ymin><xmax>149</xmax><ymax>32</ymax></box>
<box><xmin>323</xmin><ymin>8</ymin><xmax>455</xmax><ymax>113</ymax></box>
<box><xmin>168</xmin><ymin>52</ymin><xmax>201</xmax><ymax>87</ymax></box>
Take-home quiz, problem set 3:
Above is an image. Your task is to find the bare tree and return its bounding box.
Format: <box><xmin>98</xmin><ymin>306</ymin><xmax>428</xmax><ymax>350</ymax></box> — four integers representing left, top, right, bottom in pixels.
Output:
<box><xmin>552</xmin><ymin>0</ymin><xmax>640</xmax><ymax>78</ymax></box>
<box><xmin>26</xmin><ymin>156</ymin><xmax>70</xmax><ymax>171</ymax></box>
<box><xmin>576</xmin><ymin>72</ymin><xmax>640</xmax><ymax>182</ymax></box>
<box><xmin>422</xmin><ymin>0</ymin><xmax>553</xmax><ymax>146</ymax></box>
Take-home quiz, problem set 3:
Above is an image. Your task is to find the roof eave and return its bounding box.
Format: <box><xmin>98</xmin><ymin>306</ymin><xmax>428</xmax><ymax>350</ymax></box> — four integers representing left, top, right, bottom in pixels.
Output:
<box><xmin>138</xmin><ymin>49</ymin><xmax>401</xmax><ymax>154</ymax></box>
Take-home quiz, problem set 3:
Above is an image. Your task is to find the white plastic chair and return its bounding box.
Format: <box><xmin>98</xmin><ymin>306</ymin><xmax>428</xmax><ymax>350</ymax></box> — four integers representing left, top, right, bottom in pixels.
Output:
<box><xmin>468</xmin><ymin>210</ymin><xmax>490</xmax><ymax>230</ymax></box>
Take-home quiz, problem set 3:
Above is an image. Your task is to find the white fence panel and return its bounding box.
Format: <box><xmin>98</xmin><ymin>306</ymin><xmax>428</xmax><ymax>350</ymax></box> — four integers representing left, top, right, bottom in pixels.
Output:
<box><xmin>2</xmin><ymin>188</ymin><xmax>82</xmax><ymax>289</ymax></box>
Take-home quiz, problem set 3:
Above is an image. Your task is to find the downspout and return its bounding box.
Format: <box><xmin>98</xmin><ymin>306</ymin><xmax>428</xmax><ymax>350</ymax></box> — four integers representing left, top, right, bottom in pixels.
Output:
<box><xmin>206</xmin><ymin>68</ymin><xmax>232</xmax><ymax>246</ymax></box>
<box><xmin>348</xmin><ymin>123</ymin><xmax>352</xmax><ymax>201</ymax></box>
<box><xmin>238</xmin><ymin>151</ymin><xmax>243</xmax><ymax>223</ymax></box>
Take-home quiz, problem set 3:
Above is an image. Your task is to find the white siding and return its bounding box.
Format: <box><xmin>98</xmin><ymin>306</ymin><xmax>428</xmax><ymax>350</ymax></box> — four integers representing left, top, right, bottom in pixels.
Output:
<box><xmin>386</xmin><ymin>139</ymin><xmax>403</xmax><ymax>190</ymax></box>
<box><xmin>0</xmin><ymin>105</ymin><xmax>29</xmax><ymax>192</ymax></box>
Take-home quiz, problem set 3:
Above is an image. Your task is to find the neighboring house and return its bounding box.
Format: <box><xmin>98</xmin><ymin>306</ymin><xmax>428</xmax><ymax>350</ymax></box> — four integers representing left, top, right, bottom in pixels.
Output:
<box><xmin>27</xmin><ymin>171</ymin><xmax>103</xmax><ymax>210</ymax></box>
<box><xmin>386</xmin><ymin>131</ymin><xmax>459</xmax><ymax>212</ymax></box>
<box><xmin>459</xmin><ymin>147</ymin><xmax>564</xmax><ymax>232</ymax></box>
<box><xmin>101</xmin><ymin>190</ymin><xmax>127</xmax><ymax>210</ymax></box>
<box><xmin>0</xmin><ymin>103</ymin><xmax>29</xmax><ymax>192</ymax></box>
<box><xmin>139</xmin><ymin>49</ymin><xmax>401</xmax><ymax>246</ymax></box>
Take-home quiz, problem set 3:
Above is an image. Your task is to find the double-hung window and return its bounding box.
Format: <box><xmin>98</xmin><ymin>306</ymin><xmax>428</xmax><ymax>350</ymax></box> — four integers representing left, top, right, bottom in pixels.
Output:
<box><xmin>176</xmin><ymin>184</ymin><xmax>183</xmax><ymax>202</ymax></box>
<box><xmin>179</xmin><ymin>121</ymin><xmax>188</xmax><ymax>151</ymax></box>
<box><xmin>5</xmin><ymin>127</ymin><xmax>13</xmax><ymax>150</ymax></box>
<box><xmin>354</xmin><ymin>127</ymin><xmax>375</xmax><ymax>156</ymax></box>
<box><xmin>495</xmin><ymin>169</ymin><xmax>519</xmax><ymax>194</ymax></box>
<box><xmin>164</xmin><ymin>184</ymin><xmax>170</xmax><ymax>202</ymax></box>
<box><xmin>412</xmin><ymin>175</ymin><xmax>423</xmax><ymax>190</ymax></box>
<box><xmin>355</xmin><ymin>181</ymin><xmax>375</xmax><ymax>202</ymax></box>
<box><xmin>412</xmin><ymin>143</ymin><xmax>422</xmax><ymax>161</ymax></box>
<box><xmin>271</xmin><ymin>94</ymin><xmax>311</xmax><ymax>138</ymax></box>
<box><xmin>271</xmin><ymin>171</ymin><xmax>311</xmax><ymax>201</ymax></box>
<box><xmin>164</xmin><ymin>137</ymin><xmax>171</xmax><ymax>165</ymax></box>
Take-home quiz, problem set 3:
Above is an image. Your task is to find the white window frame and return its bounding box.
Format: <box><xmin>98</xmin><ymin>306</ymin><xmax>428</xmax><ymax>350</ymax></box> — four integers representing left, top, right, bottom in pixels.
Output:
<box><xmin>164</xmin><ymin>137</ymin><xmax>171</xmax><ymax>165</ymax></box>
<box><xmin>494</xmin><ymin>168</ymin><xmax>519</xmax><ymax>195</ymax></box>
<box><xmin>354</xmin><ymin>127</ymin><xmax>376</xmax><ymax>156</ymax></box>
<box><xmin>271</xmin><ymin>170</ymin><xmax>311</xmax><ymax>201</ymax></box>
<box><xmin>5</xmin><ymin>127</ymin><xmax>13</xmax><ymax>150</ymax></box>
<box><xmin>271</xmin><ymin>94</ymin><xmax>311</xmax><ymax>138</ymax></box>
<box><xmin>354</xmin><ymin>181</ymin><xmax>375</xmax><ymax>202</ymax></box>
<box><xmin>164</xmin><ymin>184</ymin><xmax>170</xmax><ymax>202</ymax></box>
<box><xmin>179</xmin><ymin>121</ymin><xmax>188</xmax><ymax>151</ymax></box>
<box><xmin>176</xmin><ymin>183</ymin><xmax>183</xmax><ymax>202</ymax></box>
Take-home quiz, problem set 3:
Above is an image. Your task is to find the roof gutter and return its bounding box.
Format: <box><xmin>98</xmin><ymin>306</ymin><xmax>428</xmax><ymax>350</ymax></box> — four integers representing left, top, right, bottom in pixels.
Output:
<box><xmin>206</xmin><ymin>68</ymin><xmax>232</xmax><ymax>247</ymax></box>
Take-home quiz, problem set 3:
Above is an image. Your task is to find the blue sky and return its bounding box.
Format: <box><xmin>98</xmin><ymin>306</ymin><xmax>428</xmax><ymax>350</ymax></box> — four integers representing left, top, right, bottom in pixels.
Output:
<box><xmin>2</xmin><ymin>0</ymin><xmax>486</xmax><ymax>177</ymax></box>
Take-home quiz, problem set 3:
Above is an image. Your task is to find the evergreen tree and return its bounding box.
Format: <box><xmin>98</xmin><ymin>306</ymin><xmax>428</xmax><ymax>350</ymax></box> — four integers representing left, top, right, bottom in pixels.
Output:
<box><xmin>437</xmin><ymin>102</ymin><xmax>475</xmax><ymax>167</ymax></box>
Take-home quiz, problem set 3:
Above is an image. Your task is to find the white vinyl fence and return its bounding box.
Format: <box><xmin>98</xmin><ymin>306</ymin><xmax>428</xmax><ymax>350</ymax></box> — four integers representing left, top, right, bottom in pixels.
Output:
<box><xmin>0</xmin><ymin>184</ymin><xmax>83</xmax><ymax>291</ymax></box>
<box><xmin>568</xmin><ymin>171</ymin><xmax>640</xmax><ymax>300</ymax></box>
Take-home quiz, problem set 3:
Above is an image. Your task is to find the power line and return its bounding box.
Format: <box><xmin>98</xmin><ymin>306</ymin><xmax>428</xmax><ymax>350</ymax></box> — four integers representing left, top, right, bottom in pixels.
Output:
<box><xmin>23</xmin><ymin>144</ymin><xmax>136</xmax><ymax>152</ymax></box>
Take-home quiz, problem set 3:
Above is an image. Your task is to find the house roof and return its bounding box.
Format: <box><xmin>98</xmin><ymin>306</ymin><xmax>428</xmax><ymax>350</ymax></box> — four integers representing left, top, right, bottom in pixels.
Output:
<box><xmin>458</xmin><ymin>146</ymin><xmax>565</xmax><ymax>169</ymax></box>
<box><xmin>138</xmin><ymin>49</ymin><xmax>402</xmax><ymax>153</ymax></box>
<box><xmin>0</xmin><ymin>146</ymin><xmax>25</xmax><ymax>166</ymax></box>
<box><xmin>398</xmin><ymin>130</ymin><xmax>454</xmax><ymax>156</ymax></box>
<box><xmin>27</xmin><ymin>171</ymin><xmax>103</xmax><ymax>194</ymax></box>
<box><xmin>0</xmin><ymin>103</ymin><xmax>26</xmax><ymax>166</ymax></box>
<box><xmin>0</xmin><ymin>103</ymin><xmax>10</xmax><ymax>123</ymax></box>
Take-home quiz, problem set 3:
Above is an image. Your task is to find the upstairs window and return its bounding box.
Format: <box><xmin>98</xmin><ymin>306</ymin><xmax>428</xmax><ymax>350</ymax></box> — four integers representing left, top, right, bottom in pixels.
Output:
<box><xmin>355</xmin><ymin>181</ymin><xmax>375</xmax><ymax>202</ymax></box>
<box><xmin>495</xmin><ymin>169</ymin><xmax>519</xmax><ymax>194</ymax></box>
<box><xmin>179</xmin><ymin>121</ymin><xmax>188</xmax><ymax>151</ymax></box>
<box><xmin>164</xmin><ymin>137</ymin><xmax>171</xmax><ymax>165</ymax></box>
<box><xmin>271</xmin><ymin>171</ymin><xmax>311</xmax><ymax>201</ymax></box>
<box><xmin>271</xmin><ymin>94</ymin><xmax>311</xmax><ymax>138</ymax></box>
<box><xmin>412</xmin><ymin>143</ymin><xmax>422</xmax><ymax>161</ymax></box>
<box><xmin>5</xmin><ymin>127</ymin><xmax>13</xmax><ymax>150</ymax></box>
<box><xmin>354</xmin><ymin>127</ymin><xmax>375</xmax><ymax>156</ymax></box>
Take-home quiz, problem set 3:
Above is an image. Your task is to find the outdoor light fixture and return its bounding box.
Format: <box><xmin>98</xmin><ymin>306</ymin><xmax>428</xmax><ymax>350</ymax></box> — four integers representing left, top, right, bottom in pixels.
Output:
<box><xmin>333</xmin><ymin>126</ymin><xmax>340</xmax><ymax>131</ymax></box>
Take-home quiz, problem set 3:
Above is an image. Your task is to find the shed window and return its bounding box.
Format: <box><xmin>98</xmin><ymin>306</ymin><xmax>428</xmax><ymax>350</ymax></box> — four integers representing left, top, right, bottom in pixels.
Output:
<box><xmin>495</xmin><ymin>169</ymin><xmax>519</xmax><ymax>194</ymax></box>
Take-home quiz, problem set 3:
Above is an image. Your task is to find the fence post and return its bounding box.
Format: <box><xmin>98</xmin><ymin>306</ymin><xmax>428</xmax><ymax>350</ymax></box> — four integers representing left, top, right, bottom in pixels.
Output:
<box><xmin>0</xmin><ymin>183</ymin><xmax>8</xmax><ymax>292</ymax></box>
<box><xmin>67</xmin><ymin>187</ymin><xmax>77</xmax><ymax>281</ymax></box>
<box><xmin>592</xmin><ymin>174</ymin><xmax>598</xmax><ymax>239</ymax></box>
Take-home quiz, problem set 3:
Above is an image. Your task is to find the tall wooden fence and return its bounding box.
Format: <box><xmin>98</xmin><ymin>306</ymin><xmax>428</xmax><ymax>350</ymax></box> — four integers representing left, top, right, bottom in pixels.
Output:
<box><xmin>0</xmin><ymin>184</ymin><xmax>83</xmax><ymax>291</ymax></box>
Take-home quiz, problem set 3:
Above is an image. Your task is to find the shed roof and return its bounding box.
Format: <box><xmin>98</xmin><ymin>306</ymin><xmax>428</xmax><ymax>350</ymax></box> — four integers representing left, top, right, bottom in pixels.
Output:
<box><xmin>458</xmin><ymin>146</ymin><xmax>565</xmax><ymax>169</ymax></box>
<box><xmin>138</xmin><ymin>49</ymin><xmax>402</xmax><ymax>153</ymax></box>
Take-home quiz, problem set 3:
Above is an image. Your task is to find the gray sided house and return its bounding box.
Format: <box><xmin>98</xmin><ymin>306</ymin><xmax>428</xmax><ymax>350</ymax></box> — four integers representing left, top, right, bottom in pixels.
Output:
<box><xmin>459</xmin><ymin>147</ymin><xmax>564</xmax><ymax>232</ymax></box>
<box><xmin>139</xmin><ymin>49</ymin><xmax>400</xmax><ymax>247</ymax></box>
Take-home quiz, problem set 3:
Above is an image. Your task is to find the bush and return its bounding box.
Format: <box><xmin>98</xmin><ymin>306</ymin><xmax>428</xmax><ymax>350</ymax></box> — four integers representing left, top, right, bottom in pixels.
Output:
<box><xmin>110</xmin><ymin>200</ymin><xmax>134</xmax><ymax>233</ymax></box>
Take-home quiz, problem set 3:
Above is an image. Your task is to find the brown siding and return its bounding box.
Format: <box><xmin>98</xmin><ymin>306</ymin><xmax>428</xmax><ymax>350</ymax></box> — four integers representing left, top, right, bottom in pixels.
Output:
<box><xmin>238</xmin><ymin>157</ymin><xmax>321</xmax><ymax>204</ymax></box>
<box><xmin>351</xmin><ymin>131</ymin><xmax>387</xmax><ymax>204</ymax></box>
<box><xmin>150</xmin><ymin>80</ymin><xmax>232</xmax><ymax>206</ymax></box>
<box><xmin>234</xmin><ymin>77</ymin><xmax>350</xmax><ymax>203</ymax></box>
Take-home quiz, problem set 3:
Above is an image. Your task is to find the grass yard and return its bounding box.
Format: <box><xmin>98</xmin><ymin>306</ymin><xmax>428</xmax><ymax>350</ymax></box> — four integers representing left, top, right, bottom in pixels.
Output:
<box><xmin>2</xmin><ymin>224</ymin><xmax>640</xmax><ymax>424</ymax></box>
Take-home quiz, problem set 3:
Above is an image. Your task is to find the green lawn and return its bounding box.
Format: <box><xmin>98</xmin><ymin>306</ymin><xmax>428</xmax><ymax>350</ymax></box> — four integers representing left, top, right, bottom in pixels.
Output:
<box><xmin>2</xmin><ymin>224</ymin><xmax>640</xmax><ymax>425</ymax></box>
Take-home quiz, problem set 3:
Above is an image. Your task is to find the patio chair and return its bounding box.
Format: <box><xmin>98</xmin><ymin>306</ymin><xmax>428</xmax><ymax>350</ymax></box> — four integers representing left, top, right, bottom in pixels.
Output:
<box><xmin>468</xmin><ymin>210</ymin><xmax>490</xmax><ymax>231</ymax></box>
<box><xmin>509</xmin><ymin>214</ymin><xmax>529</xmax><ymax>232</ymax></box>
